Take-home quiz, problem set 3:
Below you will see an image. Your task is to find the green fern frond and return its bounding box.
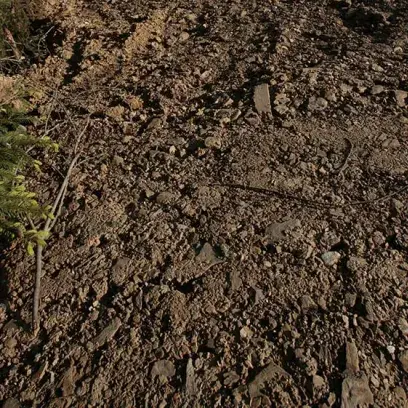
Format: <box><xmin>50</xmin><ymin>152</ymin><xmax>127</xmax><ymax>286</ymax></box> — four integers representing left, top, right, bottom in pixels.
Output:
<box><xmin>0</xmin><ymin>101</ymin><xmax>56</xmax><ymax>246</ymax></box>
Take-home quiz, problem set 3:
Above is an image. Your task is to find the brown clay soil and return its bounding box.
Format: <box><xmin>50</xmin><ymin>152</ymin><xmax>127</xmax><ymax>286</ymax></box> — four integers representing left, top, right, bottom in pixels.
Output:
<box><xmin>1</xmin><ymin>0</ymin><xmax>408</xmax><ymax>407</ymax></box>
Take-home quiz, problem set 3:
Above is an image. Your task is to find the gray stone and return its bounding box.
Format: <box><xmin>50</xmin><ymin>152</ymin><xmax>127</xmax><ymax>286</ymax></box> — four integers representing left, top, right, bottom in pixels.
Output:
<box><xmin>391</xmin><ymin>199</ymin><xmax>404</xmax><ymax>214</ymax></box>
<box><xmin>399</xmin><ymin>350</ymin><xmax>408</xmax><ymax>373</ymax></box>
<box><xmin>308</xmin><ymin>96</ymin><xmax>328</xmax><ymax>111</ymax></box>
<box><xmin>395</xmin><ymin>90</ymin><xmax>407</xmax><ymax>107</ymax></box>
<box><xmin>254</xmin><ymin>84</ymin><xmax>272</xmax><ymax>115</ymax></box>
<box><xmin>371</xmin><ymin>85</ymin><xmax>384</xmax><ymax>95</ymax></box>
<box><xmin>111</xmin><ymin>257</ymin><xmax>132</xmax><ymax>286</ymax></box>
<box><xmin>113</xmin><ymin>155</ymin><xmax>124</xmax><ymax>166</ymax></box>
<box><xmin>265</xmin><ymin>219</ymin><xmax>301</xmax><ymax>242</ymax></box>
<box><xmin>93</xmin><ymin>318</ymin><xmax>122</xmax><ymax>348</ymax></box>
<box><xmin>240</xmin><ymin>326</ymin><xmax>254</xmax><ymax>339</ymax></box>
<box><xmin>313</xmin><ymin>375</ymin><xmax>325</xmax><ymax>388</ymax></box>
<box><xmin>341</xmin><ymin>374</ymin><xmax>374</xmax><ymax>408</ymax></box>
<box><xmin>372</xmin><ymin>63</ymin><xmax>384</xmax><ymax>72</ymax></box>
<box><xmin>204</xmin><ymin>136</ymin><xmax>222</xmax><ymax>149</ymax></box>
<box><xmin>196</xmin><ymin>243</ymin><xmax>221</xmax><ymax>265</ymax></box>
<box><xmin>346</xmin><ymin>341</ymin><xmax>359</xmax><ymax>374</ymax></box>
<box><xmin>156</xmin><ymin>191</ymin><xmax>177</xmax><ymax>205</ymax></box>
<box><xmin>152</xmin><ymin>360</ymin><xmax>176</xmax><ymax>379</ymax></box>
<box><xmin>347</xmin><ymin>256</ymin><xmax>367</xmax><ymax>273</ymax></box>
<box><xmin>321</xmin><ymin>251</ymin><xmax>341</xmax><ymax>266</ymax></box>
<box><xmin>345</xmin><ymin>293</ymin><xmax>357</xmax><ymax>308</ymax></box>
<box><xmin>185</xmin><ymin>358</ymin><xmax>197</xmax><ymax>396</ymax></box>
<box><xmin>398</xmin><ymin>317</ymin><xmax>408</xmax><ymax>337</ymax></box>
<box><xmin>300</xmin><ymin>295</ymin><xmax>318</xmax><ymax>313</ymax></box>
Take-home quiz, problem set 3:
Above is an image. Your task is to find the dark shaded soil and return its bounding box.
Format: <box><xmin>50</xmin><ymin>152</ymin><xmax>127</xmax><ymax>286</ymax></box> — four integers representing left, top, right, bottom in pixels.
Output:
<box><xmin>1</xmin><ymin>0</ymin><xmax>408</xmax><ymax>407</ymax></box>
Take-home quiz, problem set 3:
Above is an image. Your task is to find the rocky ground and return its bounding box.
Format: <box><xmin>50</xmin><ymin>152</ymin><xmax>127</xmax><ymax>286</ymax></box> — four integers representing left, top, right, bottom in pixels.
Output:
<box><xmin>1</xmin><ymin>0</ymin><xmax>408</xmax><ymax>406</ymax></box>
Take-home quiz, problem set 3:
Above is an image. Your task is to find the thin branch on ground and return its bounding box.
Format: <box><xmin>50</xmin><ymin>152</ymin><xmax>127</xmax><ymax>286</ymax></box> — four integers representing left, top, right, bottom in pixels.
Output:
<box><xmin>213</xmin><ymin>182</ymin><xmax>408</xmax><ymax>210</ymax></box>
<box><xmin>32</xmin><ymin>117</ymin><xmax>89</xmax><ymax>335</ymax></box>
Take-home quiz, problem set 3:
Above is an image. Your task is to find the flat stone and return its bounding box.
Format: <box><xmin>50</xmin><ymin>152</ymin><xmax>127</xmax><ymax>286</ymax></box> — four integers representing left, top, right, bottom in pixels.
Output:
<box><xmin>300</xmin><ymin>295</ymin><xmax>318</xmax><ymax>313</ymax></box>
<box><xmin>372</xmin><ymin>63</ymin><xmax>384</xmax><ymax>72</ymax></box>
<box><xmin>395</xmin><ymin>90</ymin><xmax>407</xmax><ymax>107</ymax></box>
<box><xmin>313</xmin><ymin>375</ymin><xmax>325</xmax><ymax>388</ymax></box>
<box><xmin>196</xmin><ymin>243</ymin><xmax>221</xmax><ymax>265</ymax></box>
<box><xmin>179</xmin><ymin>31</ymin><xmax>190</xmax><ymax>41</ymax></box>
<box><xmin>398</xmin><ymin>350</ymin><xmax>408</xmax><ymax>373</ymax></box>
<box><xmin>93</xmin><ymin>318</ymin><xmax>122</xmax><ymax>348</ymax></box>
<box><xmin>371</xmin><ymin>85</ymin><xmax>384</xmax><ymax>95</ymax></box>
<box><xmin>111</xmin><ymin>257</ymin><xmax>132</xmax><ymax>286</ymax></box>
<box><xmin>345</xmin><ymin>293</ymin><xmax>357</xmax><ymax>308</ymax></box>
<box><xmin>240</xmin><ymin>326</ymin><xmax>254</xmax><ymax>339</ymax></box>
<box><xmin>254</xmin><ymin>83</ymin><xmax>272</xmax><ymax>115</ymax></box>
<box><xmin>247</xmin><ymin>362</ymin><xmax>290</xmax><ymax>398</ymax></box>
<box><xmin>185</xmin><ymin>358</ymin><xmax>197</xmax><ymax>396</ymax></box>
<box><xmin>321</xmin><ymin>251</ymin><xmax>341</xmax><ymax>266</ymax></box>
<box><xmin>152</xmin><ymin>360</ymin><xmax>176</xmax><ymax>379</ymax></box>
<box><xmin>265</xmin><ymin>219</ymin><xmax>301</xmax><ymax>242</ymax></box>
<box><xmin>398</xmin><ymin>317</ymin><xmax>408</xmax><ymax>337</ymax></box>
<box><xmin>156</xmin><ymin>191</ymin><xmax>178</xmax><ymax>205</ymax></box>
<box><xmin>341</xmin><ymin>374</ymin><xmax>374</xmax><ymax>408</ymax></box>
<box><xmin>204</xmin><ymin>136</ymin><xmax>222</xmax><ymax>149</ymax></box>
<box><xmin>4</xmin><ymin>337</ymin><xmax>17</xmax><ymax>350</ymax></box>
<box><xmin>346</xmin><ymin>341</ymin><xmax>359</xmax><ymax>374</ymax></box>
<box><xmin>347</xmin><ymin>256</ymin><xmax>367</xmax><ymax>273</ymax></box>
<box><xmin>308</xmin><ymin>96</ymin><xmax>328</xmax><ymax>111</ymax></box>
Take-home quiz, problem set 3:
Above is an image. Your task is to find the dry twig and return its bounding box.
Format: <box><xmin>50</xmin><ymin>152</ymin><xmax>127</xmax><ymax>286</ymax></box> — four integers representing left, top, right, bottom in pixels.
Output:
<box><xmin>32</xmin><ymin>117</ymin><xmax>89</xmax><ymax>335</ymax></box>
<box><xmin>214</xmin><ymin>182</ymin><xmax>408</xmax><ymax>210</ymax></box>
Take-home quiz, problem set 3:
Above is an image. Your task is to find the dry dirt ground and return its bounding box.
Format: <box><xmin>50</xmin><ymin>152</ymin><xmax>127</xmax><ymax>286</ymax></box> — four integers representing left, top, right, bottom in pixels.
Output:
<box><xmin>1</xmin><ymin>0</ymin><xmax>408</xmax><ymax>407</ymax></box>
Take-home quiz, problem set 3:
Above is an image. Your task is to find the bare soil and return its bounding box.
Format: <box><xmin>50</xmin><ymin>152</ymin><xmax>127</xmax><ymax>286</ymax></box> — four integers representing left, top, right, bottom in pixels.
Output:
<box><xmin>1</xmin><ymin>0</ymin><xmax>408</xmax><ymax>407</ymax></box>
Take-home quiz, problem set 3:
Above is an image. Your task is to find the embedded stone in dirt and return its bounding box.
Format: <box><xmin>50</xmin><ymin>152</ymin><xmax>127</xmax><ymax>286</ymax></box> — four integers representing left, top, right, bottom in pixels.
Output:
<box><xmin>3</xmin><ymin>398</ymin><xmax>20</xmax><ymax>408</ymax></box>
<box><xmin>347</xmin><ymin>256</ymin><xmax>367</xmax><ymax>273</ymax></box>
<box><xmin>111</xmin><ymin>257</ymin><xmax>132</xmax><ymax>286</ymax></box>
<box><xmin>371</xmin><ymin>85</ymin><xmax>384</xmax><ymax>95</ymax></box>
<box><xmin>265</xmin><ymin>219</ymin><xmax>301</xmax><ymax>243</ymax></box>
<box><xmin>196</xmin><ymin>242</ymin><xmax>222</xmax><ymax>265</ymax></box>
<box><xmin>341</xmin><ymin>374</ymin><xmax>374</xmax><ymax>408</ymax></box>
<box><xmin>399</xmin><ymin>350</ymin><xmax>408</xmax><ymax>373</ymax></box>
<box><xmin>240</xmin><ymin>326</ymin><xmax>254</xmax><ymax>339</ymax></box>
<box><xmin>151</xmin><ymin>360</ymin><xmax>176</xmax><ymax>380</ymax></box>
<box><xmin>346</xmin><ymin>341</ymin><xmax>359</xmax><ymax>374</ymax></box>
<box><xmin>321</xmin><ymin>251</ymin><xmax>341</xmax><ymax>266</ymax></box>
<box><xmin>395</xmin><ymin>90</ymin><xmax>407</xmax><ymax>107</ymax></box>
<box><xmin>185</xmin><ymin>358</ymin><xmax>197</xmax><ymax>396</ymax></box>
<box><xmin>312</xmin><ymin>375</ymin><xmax>325</xmax><ymax>390</ymax></box>
<box><xmin>398</xmin><ymin>318</ymin><xmax>408</xmax><ymax>338</ymax></box>
<box><xmin>308</xmin><ymin>96</ymin><xmax>328</xmax><ymax>111</ymax></box>
<box><xmin>254</xmin><ymin>83</ymin><xmax>272</xmax><ymax>115</ymax></box>
<box><xmin>300</xmin><ymin>295</ymin><xmax>318</xmax><ymax>313</ymax></box>
<box><xmin>204</xmin><ymin>136</ymin><xmax>222</xmax><ymax>149</ymax></box>
<box><xmin>93</xmin><ymin>318</ymin><xmax>122</xmax><ymax>348</ymax></box>
<box><xmin>247</xmin><ymin>362</ymin><xmax>290</xmax><ymax>398</ymax></box>
<box><xmin>156</xmin><ymin>191</ymin><xmax>178</xmax><ymax>205</ymax></box>
<box><xmin>224</xmin><ymin>371</ymin><xmax>240</xmax><ymax>387</ymax></box>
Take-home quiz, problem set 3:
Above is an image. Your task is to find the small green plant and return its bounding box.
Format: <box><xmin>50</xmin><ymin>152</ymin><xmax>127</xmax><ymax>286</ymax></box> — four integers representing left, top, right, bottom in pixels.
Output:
<box><xmin>0</xmin><ymin>102</ymin><xmax>57</xmax><ymax>253</ymax></box>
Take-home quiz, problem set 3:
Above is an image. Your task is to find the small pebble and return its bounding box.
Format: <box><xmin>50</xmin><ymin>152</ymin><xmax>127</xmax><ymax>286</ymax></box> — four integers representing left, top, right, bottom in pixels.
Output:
<box><xmin>321</xmin><ymin>251</ymin><xmax>341</xmax><ymax>266</ymax></box>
